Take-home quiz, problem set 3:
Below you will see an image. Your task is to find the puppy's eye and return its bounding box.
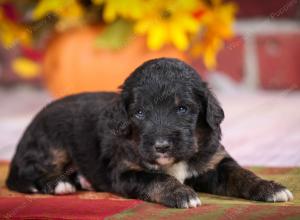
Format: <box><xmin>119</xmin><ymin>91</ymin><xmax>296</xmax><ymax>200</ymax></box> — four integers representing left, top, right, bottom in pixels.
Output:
<box><xmin>135</xmin><ymin>110</ymin><xmax>145</xmax><ymax>120</ymax></box>
<box><xmin>176</xmin><ymin>105</ymin><xmax>188</xmax><ymax>114</ymax></box>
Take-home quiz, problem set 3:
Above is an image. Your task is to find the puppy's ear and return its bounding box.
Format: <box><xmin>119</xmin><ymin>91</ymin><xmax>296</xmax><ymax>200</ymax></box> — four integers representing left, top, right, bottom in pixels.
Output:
<box><xmin>104</xmin><ymin>97</ymin><xmax>131</xmax><ymax>137</ymax></box>
<box><xmin>195</xmin><ymin>83</ymin><xmax>224</xmax><ymax>130</ymax></box>
<box><xmin>204</xmin><ymin>89</ymin><xmax>224</xmax><ymax>129</ymax></box>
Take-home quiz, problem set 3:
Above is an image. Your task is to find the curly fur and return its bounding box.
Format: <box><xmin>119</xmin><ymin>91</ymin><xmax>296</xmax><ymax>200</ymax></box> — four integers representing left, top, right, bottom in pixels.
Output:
<box><xmin>6</xmin><ymin>58</ymin><xmax>293</xmax><ymax>208</ymax></box>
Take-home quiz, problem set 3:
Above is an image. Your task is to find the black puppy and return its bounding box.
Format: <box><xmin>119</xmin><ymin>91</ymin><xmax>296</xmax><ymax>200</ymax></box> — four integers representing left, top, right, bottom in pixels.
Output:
<box><xmin>7</xmin><ymin>58</ymin><xmax>293</xmax><ymax>208</ymax></box>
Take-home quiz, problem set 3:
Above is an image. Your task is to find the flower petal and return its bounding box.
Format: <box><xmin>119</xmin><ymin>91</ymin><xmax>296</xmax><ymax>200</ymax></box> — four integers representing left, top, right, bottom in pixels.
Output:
<box><xmin>170</xmin><ymin>26</ymin><xmax>189</xmax><ymax>51</ymax></box>
<box><xmin>12</xmin><ymin>57</ymin><xmax>40</xmax><ymax>78</ymax></box>
<box><xmin>147</xmin><ymin>24</ymin><xmax>167</xmax><ymax>50</ymax></box>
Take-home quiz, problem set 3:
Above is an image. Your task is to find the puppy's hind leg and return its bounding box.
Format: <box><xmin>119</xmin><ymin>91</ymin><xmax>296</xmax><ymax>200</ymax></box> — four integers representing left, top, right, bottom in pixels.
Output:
<box><xmin>6</xmin><ymin>138</ymin><xmax>51</xmax><ymax>194</ymax></box>
<box><xmin>6</xmin><ymin>162</ymin><xmax>39</xmax><ymax>194</ymax></box>
<box><xmin>34</xmin><ymin>148</ymin><xmax>78</xmax><ymax>195</ymax></box>
<box><xmin>7</xmin><ymin>140</ymin><xmax>77</xmax><ymax>195</ymax></box>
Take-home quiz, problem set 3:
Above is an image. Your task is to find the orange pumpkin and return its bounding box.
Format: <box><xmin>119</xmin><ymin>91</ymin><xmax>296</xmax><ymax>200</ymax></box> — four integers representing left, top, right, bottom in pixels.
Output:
<box><xmin>42</xmin><ymin>26</ymin><xmax>187</xmax><ymax>98</ymax></box>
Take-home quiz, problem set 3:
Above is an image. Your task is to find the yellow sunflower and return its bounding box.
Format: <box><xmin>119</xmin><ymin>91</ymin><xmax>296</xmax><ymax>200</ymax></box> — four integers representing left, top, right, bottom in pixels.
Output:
<box><xmin>0</xmin><ymin>8</ymin><xmax>31</xmax><ymax>48</ymax></box>
<box><xmin>94</xmin><ymin>0</ymin><xmax>146</xmax><ymax>22</ymax></box>
<box><xmin>133</xmin><ymin>0</ymin><xmax>202</xmax><ymax>51</ymax></box>
<box><xmin>33</xmin><ymin>0</ymin><xmax>84</xmax><ymax>30</ymax></box>
<box><xmin>191</xmin><ymin>0</ymin><xmax>237</xmax><ymax>69</ymax></box>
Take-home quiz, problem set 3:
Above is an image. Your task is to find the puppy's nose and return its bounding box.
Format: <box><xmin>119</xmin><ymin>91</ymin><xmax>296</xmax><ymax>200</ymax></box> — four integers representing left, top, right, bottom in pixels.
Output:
<box><xmin>154</xmin><ymin>140</ymin><xmax>171</xmax><ymax>153</ymax></box>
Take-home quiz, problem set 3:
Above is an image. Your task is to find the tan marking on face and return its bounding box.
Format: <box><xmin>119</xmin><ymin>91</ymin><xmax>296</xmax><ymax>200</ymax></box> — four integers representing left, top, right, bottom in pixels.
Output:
<box><xmin>192</xmin><ymin>136</ymin><xmax>199</xmax><ymax>152</ymax></box>
<box><xmin>123</xmin><ymin>160</ymin><xmax>143</xmax><ymax>171</ymax></box>
<box><xmin>175</xmin><ymin>96</ymin><xmax>180</xmax><ymax>106</ymax></box>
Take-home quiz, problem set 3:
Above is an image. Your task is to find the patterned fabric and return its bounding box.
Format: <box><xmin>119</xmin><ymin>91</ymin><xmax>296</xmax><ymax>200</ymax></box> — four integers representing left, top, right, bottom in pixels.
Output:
<box><xmin>0</xmin><ymin>162</ymin><xmax>299</xmax><ymax>219</ymax></box>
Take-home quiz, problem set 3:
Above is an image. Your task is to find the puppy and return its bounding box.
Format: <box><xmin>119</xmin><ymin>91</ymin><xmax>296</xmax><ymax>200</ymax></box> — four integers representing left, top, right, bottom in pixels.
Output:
<box><xmin>7</xmin><ymin>58</ymin><xmax>293</xmax><ymax>208</ymax></box>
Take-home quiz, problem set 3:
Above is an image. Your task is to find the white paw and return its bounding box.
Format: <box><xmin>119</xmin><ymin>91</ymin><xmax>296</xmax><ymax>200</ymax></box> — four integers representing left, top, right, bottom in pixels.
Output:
<box><xmin>182</xmin><ymin>197</ymin><xmax>201</xmax><ymax>208</ymax></box>
<box><xmin>189</xmin><ymin>197</ymin><xmax>202</xmax><ymax>208</ymax></box>
<box><xmin>30</xmin><ymin>187</ymin><xmax>38</xmax><ymax>193</ymax></box>
<box><xmin>54</xmin><ymin>182</ymin><xmax>76</xmax><ymax>195</ymax></box>
<box><xmin>267</xmin><ymin>189</ymin><xmax>293</xmax><ymax>202</ymax></box>
<box><xmin>78</xmin><ymin>174</ymin><xmax>93</xmax><ymax>191</ymax></box>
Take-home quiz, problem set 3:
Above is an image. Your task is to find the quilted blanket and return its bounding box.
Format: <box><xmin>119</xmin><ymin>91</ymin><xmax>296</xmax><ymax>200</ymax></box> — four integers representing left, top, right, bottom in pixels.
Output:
<box><xmin>0</xmin><ymin>162</ymin><xmax>299</xmax><ymax>219</ymax></box>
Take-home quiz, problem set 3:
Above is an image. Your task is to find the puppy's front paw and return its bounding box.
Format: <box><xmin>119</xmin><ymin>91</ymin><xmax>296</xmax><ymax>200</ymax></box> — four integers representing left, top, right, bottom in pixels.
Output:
<box><xmin>161</xmin><ymin>185</ymin><xmax>201</xmax><ymax>208</ymax></box>
<box><xmin>266</xmin><ymin>188</ymin><xmax>293</xmax><ymax>202</ymax></box>
<box><xmin>250</xmin><ymin>180</ymin><xmax>293</xmax><ymax>202</ymax></box>
<box><xmin>54</xmin><ymin>181</ymin><xmax>76</xmax><ymax>195</ymax></box>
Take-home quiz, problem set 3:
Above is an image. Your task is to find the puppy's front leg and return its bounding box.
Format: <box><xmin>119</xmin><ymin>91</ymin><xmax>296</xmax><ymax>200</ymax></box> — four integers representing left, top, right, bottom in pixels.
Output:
<box><xmin>114</xmin><ymin>170</ymin><xmax>201</xmax><ymax>208</ymax></box>
<box><xmin>186</xmin><ymin>148</ymin><xmax>293</xmax><ymax>202</ymax></box>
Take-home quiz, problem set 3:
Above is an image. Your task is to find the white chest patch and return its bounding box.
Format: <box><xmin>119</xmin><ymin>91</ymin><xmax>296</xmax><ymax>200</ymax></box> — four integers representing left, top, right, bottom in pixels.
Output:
<box><xmin>165</xmin><ymin>161</ymin><xmax>194</xmax><ymax>183</ymax></box>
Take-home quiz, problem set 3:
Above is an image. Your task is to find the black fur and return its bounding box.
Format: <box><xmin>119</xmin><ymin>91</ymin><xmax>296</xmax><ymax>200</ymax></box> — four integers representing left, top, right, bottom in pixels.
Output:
<box><xmin>6</xmin><ymin>58</ymin><xmax>292</xmax><ymax>208</ymax></box>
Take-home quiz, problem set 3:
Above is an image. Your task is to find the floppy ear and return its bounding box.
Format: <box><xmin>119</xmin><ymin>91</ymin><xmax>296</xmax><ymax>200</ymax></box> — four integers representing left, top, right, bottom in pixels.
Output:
<box><xmin>204</xmin><ymin>88</ymin><xmax>224</xmax><ymax>129</ymax></box>
<box><xmin>104</xmin><ymin>97</ymin><xmax>131</xmax><ymax>137</ymax></box>
<box><xmin>194</xmin><ymin>83</ymin><xmax>224</xmax><ymax>130</ymax></box>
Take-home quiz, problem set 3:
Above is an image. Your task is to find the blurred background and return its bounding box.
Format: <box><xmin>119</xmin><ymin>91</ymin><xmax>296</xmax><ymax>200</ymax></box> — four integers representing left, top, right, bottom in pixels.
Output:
<box><xmin>0</xmin><ymin>0</ymin><xmax>299</xmax><ymax>166</ymax></box>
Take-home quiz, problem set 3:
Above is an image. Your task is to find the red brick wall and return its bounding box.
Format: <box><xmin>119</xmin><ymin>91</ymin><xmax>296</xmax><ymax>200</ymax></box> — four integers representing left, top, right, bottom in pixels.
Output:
<box><xmin>192</xmin><ymin>0</ymin><xmax>300</xmax><ymax>89</ymax></box>
<box><xmin>234</xmin><ymin>0</ymin><xmax>299</xmax><ymax>18</ymax></box>
<box><xmin>257</xmin><ymin>33</ymin><xmax>300</xmax><ymax>89</ymax></box>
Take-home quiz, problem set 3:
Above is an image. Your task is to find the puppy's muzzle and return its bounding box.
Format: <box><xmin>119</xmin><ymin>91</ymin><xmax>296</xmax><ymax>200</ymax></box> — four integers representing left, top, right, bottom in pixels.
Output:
<box><xmin>154</xmin><ymin>140</ymin><xmax>172</xmax><ymax>153</ymax></box>
<box><xmin>154</xmin><ymin>139</ymin><xmax>175</xmax><ymax>165</ymax></box>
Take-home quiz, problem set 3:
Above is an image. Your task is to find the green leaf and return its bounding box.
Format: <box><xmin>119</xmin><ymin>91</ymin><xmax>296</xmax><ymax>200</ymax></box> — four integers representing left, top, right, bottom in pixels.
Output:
<box><xmin>95</xmin><ymin>19</ymin><xmax>133</xmax><ymax>50</ymax></box>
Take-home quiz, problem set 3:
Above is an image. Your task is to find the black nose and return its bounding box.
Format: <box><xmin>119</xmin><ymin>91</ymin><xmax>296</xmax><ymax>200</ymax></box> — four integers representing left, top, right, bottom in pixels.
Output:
<box><xmin>154</xmin><ymin>140</ymin><xmax>171</xmax><ymax>153</ymax></box>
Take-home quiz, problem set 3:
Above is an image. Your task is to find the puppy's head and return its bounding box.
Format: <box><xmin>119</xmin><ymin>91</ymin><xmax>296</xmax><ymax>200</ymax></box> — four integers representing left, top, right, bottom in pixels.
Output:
<box><xmin>120</xmin><ymin>58</ymin><xmax>224</xmax><ymax>167</ymax></box>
